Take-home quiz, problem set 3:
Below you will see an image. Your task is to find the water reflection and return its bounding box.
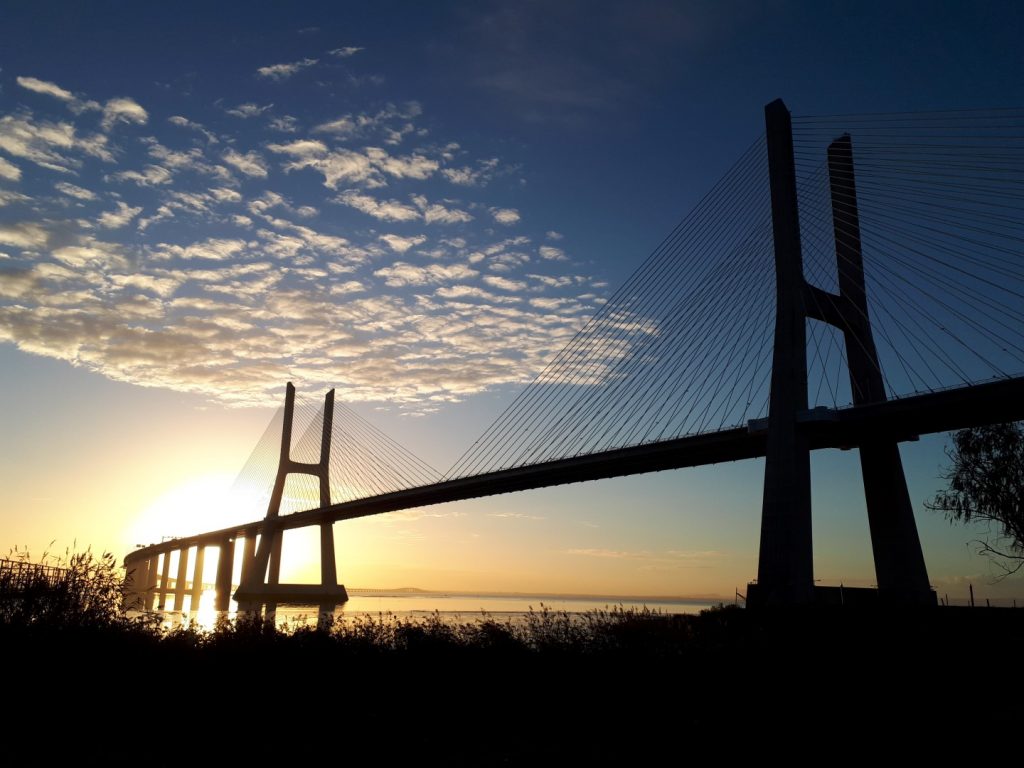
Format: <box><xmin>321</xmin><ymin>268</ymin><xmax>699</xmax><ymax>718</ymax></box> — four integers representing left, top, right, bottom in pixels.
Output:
<box><xmin>140</xmin><ymin>590</ymin><xmax>726</xmax><ymax>632</ymax></box>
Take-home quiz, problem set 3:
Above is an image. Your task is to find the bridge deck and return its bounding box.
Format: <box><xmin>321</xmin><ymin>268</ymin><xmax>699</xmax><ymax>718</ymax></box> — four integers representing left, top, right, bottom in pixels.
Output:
<box><xmin>125</xmin><ymin>376</ymin><xmax>1024</xmax><ymax>565</ymax></box>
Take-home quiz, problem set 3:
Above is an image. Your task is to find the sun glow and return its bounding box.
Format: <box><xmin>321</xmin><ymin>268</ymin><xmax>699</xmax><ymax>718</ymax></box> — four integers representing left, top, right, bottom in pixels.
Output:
<box><xmin>130</xmin><ymin>473</ymin><xmax>328</xmax><ymax>587</ymax></box>
<box><xmin>130</xmin><ymin>473</ymin><xmax>265</xmax><ymax>548</ymax></box>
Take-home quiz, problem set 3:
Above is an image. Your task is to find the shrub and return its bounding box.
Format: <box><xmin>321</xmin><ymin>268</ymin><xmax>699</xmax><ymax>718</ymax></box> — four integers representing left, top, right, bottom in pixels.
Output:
<box><xmin>0</xmin><ymin>546</ymin><xmax>135</xmax><ymax>630</ymax></box>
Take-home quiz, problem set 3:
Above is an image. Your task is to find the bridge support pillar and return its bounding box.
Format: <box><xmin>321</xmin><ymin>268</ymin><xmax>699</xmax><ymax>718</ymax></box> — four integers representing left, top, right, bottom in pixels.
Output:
<box><xmin>318</xmin><ymin>522</ymin><xmax>338</xmax><ymax>622</ymax></box>
<box><xmin>825</xmin><ymin>135</ymin><xmax>934</xmax><ymax>605</ymax></box>
<box><xmin>214</xmin><ymin>538</ymin><xmax>235</xmax><ymax>612</ymax></box>
<box><xmin>269</xmin><ymin>533</ymin><xmax>283</xmax><ymax>582</ymax></box>
<box><xmin>190</xmin><ymin>546</ymin><xmax>205</xmax><ymax>611</ymax></box>
<box><xmin>157</xmin><ymin>551</ymin><xmax>172</xmax><ymax>610</ymax></box>
<box><xmin>145</xmin><ymin>555</ymin><xmax>159</xmax><ymax>610</ymax></box>
<box><xmin>173</xmin><ymin>548</ymin><xmax>189</xmax><ymax>611</ymax></box>
<box><xmin>266</xmin><ymin>529</ymin><xmax>283</xmax><ymax>616</ymax></box>
<box><xmin>755</xmin><ymin>99</ymin><xmax>815</xmax><ymax>606</ymax></box>
<box><xmin>240</xmin><ymin>534</ymin><xmax>257</xmax><ymax>586</ymax></box>
<box><xmin>236</xmin><ymin>534</ymin><xmax>258</xmax><ymax>613</ymax></box>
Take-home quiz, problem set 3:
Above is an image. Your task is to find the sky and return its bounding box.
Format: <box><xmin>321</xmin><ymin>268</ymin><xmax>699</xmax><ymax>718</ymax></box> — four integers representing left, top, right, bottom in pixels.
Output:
<box><xmin>1</xmin><ymin>1</ymin><xmax>1023</xmax><ymax>600</ymax></box>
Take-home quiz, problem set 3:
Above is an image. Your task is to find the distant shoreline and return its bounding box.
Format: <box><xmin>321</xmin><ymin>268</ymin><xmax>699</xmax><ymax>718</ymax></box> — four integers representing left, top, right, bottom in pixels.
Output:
<box><xmin>344</xmin><ymin>587</ymin><xmax>729</xmax><ymax>602</ymax></box>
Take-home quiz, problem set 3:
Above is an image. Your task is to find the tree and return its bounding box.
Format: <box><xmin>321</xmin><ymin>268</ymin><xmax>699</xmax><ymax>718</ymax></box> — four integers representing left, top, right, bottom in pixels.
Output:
<box><xmin>927</xmin><ymin>422</ymin><xmax>1024</xmax><ymax>577</ymax></box>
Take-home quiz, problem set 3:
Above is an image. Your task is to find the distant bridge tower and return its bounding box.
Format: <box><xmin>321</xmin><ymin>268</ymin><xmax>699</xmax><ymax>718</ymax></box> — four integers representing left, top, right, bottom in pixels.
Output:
<box><xmin>749</xmin><ymin>100</ymin><xmax>935</xmax><ymax>606</ymax></box>
<box><xmin>234</xmin><ymin>382</ymin><xmax>348</xmax><ymax>616</ymax></box>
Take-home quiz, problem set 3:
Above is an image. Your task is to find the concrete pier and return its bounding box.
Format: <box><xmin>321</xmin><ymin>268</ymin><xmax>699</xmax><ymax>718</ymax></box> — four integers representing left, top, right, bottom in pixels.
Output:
<box><xmin>240</xmin><ymin>534</ymin><xmax>257</xmax><ymax>586</ymax></box>
<box><xmin>157</xmin><ymin>552</ymin><xmax>172</xmax><ymax>610</ymax></box>
<box><xmin>190</xmin><ymin>546</ymin><xmax>205</xmax><ymax>611</ymax></box>
<box><xmin>145</xmin><ymin>555</ymin><xmax>159</xmax><ymax>610</ymax></box>
<box><xmin>173</xmin><ymin>548</ymin><xmax>189</xmax><ymax>611</ymax></box>
<box><xmin>214</xmin><ymin>538</ymin><xmax>235</xmax><ymax>611</ymax></box>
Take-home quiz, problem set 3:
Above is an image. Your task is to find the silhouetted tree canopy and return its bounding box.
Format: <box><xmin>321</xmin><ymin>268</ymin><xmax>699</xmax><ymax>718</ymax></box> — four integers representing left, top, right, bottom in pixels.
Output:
<box><xmin>927</xmin><ymin>422</ymin><xmax>1024</xmax><ymax>576</ymax></box>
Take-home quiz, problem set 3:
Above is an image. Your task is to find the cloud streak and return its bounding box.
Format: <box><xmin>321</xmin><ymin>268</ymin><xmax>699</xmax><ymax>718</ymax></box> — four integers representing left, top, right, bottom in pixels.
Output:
<box><xmin>17</xmin><ymin>76</ymin><xmax>75</xmax><ymax>102</ymax></box>
<box><xmin>329</xmin><ymin>46</ymin><xmax>364</xmax><ymax>58</ymax></box>
<box><xmin>0</xmin><ymin>157</ymin><xmax>21</xmax><ymax>181</ymax></box>
<box><xmin>257</xmin><ymin>58</ymin><xmax>319</xmax><ymax>80</ymax></box>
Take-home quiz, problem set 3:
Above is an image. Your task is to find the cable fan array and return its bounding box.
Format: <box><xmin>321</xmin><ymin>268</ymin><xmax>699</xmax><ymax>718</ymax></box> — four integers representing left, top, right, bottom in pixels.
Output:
<box><xmin>227</xmin><ymin>106</ymin><xmax>1024</xmax><ymax>505</ymax></box>
<box><xmin>793</xmin><ymin>108</ymin><xmax>1024</xmax><ymax>405</ymax></box>
<box><xmin>445</xmin><ymin>137</ymin><xmax>777</xmax><ymax>479</ymax></box>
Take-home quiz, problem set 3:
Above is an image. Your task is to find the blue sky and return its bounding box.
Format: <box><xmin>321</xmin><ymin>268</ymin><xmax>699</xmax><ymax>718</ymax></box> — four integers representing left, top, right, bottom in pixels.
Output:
<box><xmin>1</xmin><ymin>2</ymin><xmax>1023</xmax><ymax>599</ymax></box>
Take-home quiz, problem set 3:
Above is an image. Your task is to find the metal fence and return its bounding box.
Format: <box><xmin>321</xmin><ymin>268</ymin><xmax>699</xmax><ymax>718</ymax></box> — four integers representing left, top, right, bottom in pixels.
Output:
<box><xmin>0</xmin><ymin>559</ymin><xmax>68</xmax><ymax>592</ymax></box>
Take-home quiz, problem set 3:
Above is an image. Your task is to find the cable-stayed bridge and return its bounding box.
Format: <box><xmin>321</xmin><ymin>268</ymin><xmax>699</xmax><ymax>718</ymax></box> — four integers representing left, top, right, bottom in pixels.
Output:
<box><xmin>124</xmin><ymin>100</ymin><xmax>1024</xmax><ymax>612</ymax></box>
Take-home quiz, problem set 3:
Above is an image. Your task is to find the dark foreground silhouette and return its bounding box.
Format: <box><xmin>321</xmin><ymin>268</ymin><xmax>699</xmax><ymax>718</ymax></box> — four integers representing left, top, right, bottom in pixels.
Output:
<box><xmin>3</xmin><ymin>555</ymin><xmax>1022</xmax><ymax>763</ymax></box>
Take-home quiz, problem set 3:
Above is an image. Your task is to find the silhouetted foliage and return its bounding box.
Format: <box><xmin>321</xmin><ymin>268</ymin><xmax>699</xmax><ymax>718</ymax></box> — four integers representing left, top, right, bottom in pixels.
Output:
<box><xmin>5</xmin><ymin>547</ymin><xmax>1024</xmax><ymax>761</ymax></box>
<box><xmin>0</xmin><ymin>546</ymin><xmax>143</xmax><ymax>630</ymax></box>
<box><xmin>928</xmin><ymin>422</ymin><xmax>1024</xmax><ymax>576</ymax></box>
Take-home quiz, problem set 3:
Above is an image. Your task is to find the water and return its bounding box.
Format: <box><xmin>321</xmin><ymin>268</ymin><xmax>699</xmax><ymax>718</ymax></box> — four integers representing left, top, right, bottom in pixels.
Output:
<box><xmin>338</xmin><ymin>591</ymin><xmax>723</xmax><ymax>620</ymax></box>
<box><xmin>152</xmin><ymin>589</ymin><xmax>729</xmax><ymax>630</ymax></box>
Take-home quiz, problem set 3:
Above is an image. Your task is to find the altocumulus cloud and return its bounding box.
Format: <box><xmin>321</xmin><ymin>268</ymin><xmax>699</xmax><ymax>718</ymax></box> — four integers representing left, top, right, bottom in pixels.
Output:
<box><xmin>0</xmin><ymin>67</ymin><xmax>609</xmax><ymax>409</ymax></box>
<box><xmin>490</xmin><ymin>207</ymin><xmax>521</xmax><ymax>225</ymax></box>
<box><xmin>100</xmin><ymin>97</ymin><xmax>148</xmax><ymax>131</ymax></box>
<box><xmin>256</xmin><ymin>58</ymin><xmax>319</xmax><ymax>81</ymax></box>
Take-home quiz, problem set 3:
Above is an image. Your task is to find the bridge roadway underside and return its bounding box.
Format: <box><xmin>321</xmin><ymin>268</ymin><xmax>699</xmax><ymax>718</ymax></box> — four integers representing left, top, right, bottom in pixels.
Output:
<box><xmin>127</xmin><ymin>377</ymin><xmax>1024</xmax><ymax>563</ymax></box>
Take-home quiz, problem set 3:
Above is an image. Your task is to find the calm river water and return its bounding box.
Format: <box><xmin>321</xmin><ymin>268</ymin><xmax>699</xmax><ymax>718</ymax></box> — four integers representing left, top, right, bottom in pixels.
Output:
<box><xmin>157</xmin><ymin>590</ymin><xmax>730</xmax><ymax>629</ymax></box>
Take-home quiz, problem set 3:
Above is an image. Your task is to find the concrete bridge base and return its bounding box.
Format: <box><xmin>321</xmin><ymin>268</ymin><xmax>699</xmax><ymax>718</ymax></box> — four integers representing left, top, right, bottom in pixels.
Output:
<box><xmin>746</xmin><ymin>583</ymin><xmax>937</xmax><ymax>609</ymax></box>
<box><xmin>233</xmin><ymin>583</ymin><xmax>349</xmax><ymax>605</ymax></box>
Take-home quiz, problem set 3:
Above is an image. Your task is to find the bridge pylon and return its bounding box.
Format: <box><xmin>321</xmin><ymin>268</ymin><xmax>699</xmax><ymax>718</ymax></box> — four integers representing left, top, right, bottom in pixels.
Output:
<box><xmin>749</xmin><ymin>100</ymin><xmax>935</xmax><ymax>607</ymax></box>
<box><xmin>233</xmin><ymin>382</ymin><xmax>348</xmax><ymax>617</ymax></box>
